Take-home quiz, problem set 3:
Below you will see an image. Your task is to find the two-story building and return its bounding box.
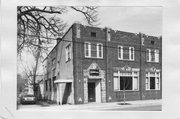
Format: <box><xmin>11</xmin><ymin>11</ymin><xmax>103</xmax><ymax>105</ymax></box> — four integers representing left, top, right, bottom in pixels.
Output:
<box><xmin>43</xmin><ymin>23</ymin><xmax>162</xmax><ymax>105</ymax></box>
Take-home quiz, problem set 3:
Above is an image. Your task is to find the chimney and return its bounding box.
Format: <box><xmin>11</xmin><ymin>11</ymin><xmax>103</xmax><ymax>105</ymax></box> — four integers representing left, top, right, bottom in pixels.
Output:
<box><xmin>105</xmin><ymin>27</ymin><xmax>111</xmax><ymax>41</ymax></box>
<box><xmin>74</xmin><ymin>22</ymin><xmax>81</xmax><ymax>38</ymax></box>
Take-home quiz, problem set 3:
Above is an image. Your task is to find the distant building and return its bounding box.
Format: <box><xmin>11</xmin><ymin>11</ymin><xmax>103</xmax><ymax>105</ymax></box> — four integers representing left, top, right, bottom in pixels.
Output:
<box><xmin>43</xmin><ymin>23</ymin><xmax>162</xmax><ymax>105</ymax></box>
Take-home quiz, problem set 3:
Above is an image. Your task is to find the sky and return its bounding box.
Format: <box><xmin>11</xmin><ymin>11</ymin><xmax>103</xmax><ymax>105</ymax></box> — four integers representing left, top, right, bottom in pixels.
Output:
<box><xmin>62</xmin><ymin>7</ymin><xmax>162</xmax><ymax>36</ymax></box>
<box><xmin>18</xmin><ymin>6</ymin><xmax>162</xmax><ymax>74</ymax></box>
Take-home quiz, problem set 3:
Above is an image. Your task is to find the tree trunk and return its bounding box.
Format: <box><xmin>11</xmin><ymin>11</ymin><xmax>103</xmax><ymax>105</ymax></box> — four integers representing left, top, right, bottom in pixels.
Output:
<box><xmin>33</xmin><ymin>37</ymin><xmax>41</xmax><ymax>97</ymax></box>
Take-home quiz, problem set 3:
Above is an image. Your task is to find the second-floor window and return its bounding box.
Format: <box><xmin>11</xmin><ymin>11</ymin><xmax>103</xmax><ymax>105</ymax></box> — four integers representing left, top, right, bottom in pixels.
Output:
<box><xmin>84</xmin><ymin>42</ymin><xmax>103</xmax><ymax>58</ymax></box>
<box><xmin>65</xmin><ymin>44</ymin><xmax>71</xmax><ymax>62</ymax></box>
<box><xmin>118</xmin><ymin>46</ymin><xmax>134</xmax><ymax>61</ymax></box>
<box><xmin>146</xmin><ymin>49</ymin><xmax>159</xmax><ymax>62</ymax></box>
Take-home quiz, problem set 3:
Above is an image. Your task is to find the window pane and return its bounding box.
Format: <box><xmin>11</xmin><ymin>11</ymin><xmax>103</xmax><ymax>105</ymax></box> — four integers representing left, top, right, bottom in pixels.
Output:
<box><xmin>85</xmin><ymin>43</ymin><xmax>89</xmax><ymax>56</ymax></box>
<box><xmin>151</xmin><ymin>50</ymin><xmax>155</xmax><ymax>61</ymax></box>
<box><xmin>91</xmin><ymin>44</ymin><xmax>97</xmax><ymax>57</ymax></box>
<box><xmin>156</xmin><ymin>77</ymin><xmax>160</xmax><ymax>90</ymax></box>
<box><xmin>146</xmin><ymin>49</ymin><xmax>150</xmax><ymax>61</ymax></box>
<box><xmin>146</xmin><ymin>77</ymin><xmax>149</xmax><ymax>90</ymax></box>
<box><xmin>66</xmin><ymin>44</ymin><xmax>71</xmax><ymax>61</ymax></box>
<box><xmin>131</xmin><ymin>47</ymin><xmax>134</xmax><ymax>60</ymax></box>
<box><xmin>114</xmin><ymin>78</ymin><xmax>119</xmax><ymax>90</ymax></box>
<box><xmin>155</xmin><ymin>50</ymin><xmax>159</xmax><ymax>62</ymax></box>
<box><xmin>150</xmin><ymin>77</ymin><xmax>155</xmax><ymax>89</ymax></box>
<box><xmin>133</xmin><ymin>77</ymin><xmax>138</xmax><ymax>90</ymax></box>
<box><xmin>123</xmin><ymin>47</ymin><xmax>129</xmax><ymax>60</ymax></box>
<box><xmin>120</xmin><ymin>77</ymin><xmax>132</xmax><ymax>90</ymax></box>
<box><xmin>91</xmin><ymin>32</ymin><xmax>96</xmax><ymax>37</ymax></box>
<box><xmin>98</xmin><ymin>44</ymin><xmax>102</xmax><ymax>58</ymax></box>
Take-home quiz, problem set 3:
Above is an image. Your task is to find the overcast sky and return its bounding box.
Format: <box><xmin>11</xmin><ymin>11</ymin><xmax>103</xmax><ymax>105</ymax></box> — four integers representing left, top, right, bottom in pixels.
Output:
<box><xmin>62</xmin><ymin>6</ymin><xmax>162</xmax><ymax>36</ymax></box>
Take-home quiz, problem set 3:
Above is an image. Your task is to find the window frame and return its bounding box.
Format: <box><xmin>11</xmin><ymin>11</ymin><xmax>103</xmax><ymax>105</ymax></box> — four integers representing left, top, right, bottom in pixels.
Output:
<box><xmin>84</xmin><ymin>42</ymin><xmax>103</xmax><ymax>59</ymax></box>
<box><xmin>118</xmin><ymin>45</ymin><xmax>135</xmax><ymax>61</ymax></box>
<box><xmin>146</xmin><ymin>71</ymin><xmax>161</xmax><ymax>90</ymax></box>
<box><xmin>65</xmin><ymin>43</ymin><xmax>71</xmax><ymax>62</ymax></box>
<box><xmin>84</xmin><ymin>42</ymin><xmax>91</xmax><ymax>58</ymax></box>
<box><xmin>113</xmin><ymin>70</ymin><xmax>139</xmax><ymax>91</ymax></box>
<box><xmin>146</xmin><ymin>48</ymin><xmax>159</xmax><ymax>63</ymax></box>
<box><xmin>97</xmin><ymin>43</ymin><xmax>103</xmax><ymax>58</ymax></box>
<box><xmin>91</xmin><ymin>32</ymin><xmax>96</xmax><ymax>37</ymax></box>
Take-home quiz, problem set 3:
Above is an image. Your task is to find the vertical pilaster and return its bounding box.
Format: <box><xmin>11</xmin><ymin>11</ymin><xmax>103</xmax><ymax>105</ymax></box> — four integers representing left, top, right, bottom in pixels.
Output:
<box><xmin>100</xmin><ymin>71</ymin><xmax>106</xmax><ymax>103</ymax></box>
<box><xmin>84</xmin><ymin>78</ymin><xmax>88</xmax><ymax>103</ymax></box>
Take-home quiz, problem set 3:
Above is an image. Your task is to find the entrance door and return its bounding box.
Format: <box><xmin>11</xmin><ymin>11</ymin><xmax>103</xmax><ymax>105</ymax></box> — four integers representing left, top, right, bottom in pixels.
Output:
<box><xmin>88</xmin><ymin>82</ymin><xmax>96</xmax><ymax>102</ymax></box>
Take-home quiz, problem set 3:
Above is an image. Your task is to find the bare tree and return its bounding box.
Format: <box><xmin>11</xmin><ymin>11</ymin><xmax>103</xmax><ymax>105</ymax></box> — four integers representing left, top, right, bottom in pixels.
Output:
<box><xmin>17</xmin><ymin>6</ymin><xmax>99</xmax><ymax>95</ymax></box>
<box><xmin>17</xmin><ymin>6</ymin><xmax>98</xmax><ymax>55</ymax></box>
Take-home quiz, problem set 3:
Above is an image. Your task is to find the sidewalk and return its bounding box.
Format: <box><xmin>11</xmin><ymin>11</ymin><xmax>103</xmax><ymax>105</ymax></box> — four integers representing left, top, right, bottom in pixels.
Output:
<box><xmin>38</xmin><ymin>99</ymin><xmax>161</xmax><ymax>110</ymax></box>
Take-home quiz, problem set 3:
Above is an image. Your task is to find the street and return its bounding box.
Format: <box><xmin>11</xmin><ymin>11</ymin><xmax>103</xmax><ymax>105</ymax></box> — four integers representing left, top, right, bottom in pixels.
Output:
<box><xmin>17</xmin><ymin>100</ymin><xmax>162</xmax><ymax>111</ymax></box>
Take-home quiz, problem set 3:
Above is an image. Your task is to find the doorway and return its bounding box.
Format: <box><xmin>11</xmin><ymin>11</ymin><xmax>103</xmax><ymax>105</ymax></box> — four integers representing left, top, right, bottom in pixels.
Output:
<box><xmin>88</xmin><ymin>82</ymin><xmax>96</xmax><ymax>102</ymax></box>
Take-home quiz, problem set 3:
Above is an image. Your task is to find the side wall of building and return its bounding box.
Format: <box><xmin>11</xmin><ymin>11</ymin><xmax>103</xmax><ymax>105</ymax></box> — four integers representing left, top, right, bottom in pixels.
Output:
<box><xmin>44</xmin><ymin>28</ymin><xmax>74</xmax><ymax>104</ymax></box>
<box><xmin>55</xmin><ymin>28</ymin><xmax>74</xmax><ymax>104</ymax></box>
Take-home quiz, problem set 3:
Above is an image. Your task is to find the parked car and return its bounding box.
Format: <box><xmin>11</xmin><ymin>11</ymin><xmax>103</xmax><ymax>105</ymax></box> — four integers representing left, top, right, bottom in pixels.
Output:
<box><xmin>20</xmin><ymin>94</ymin><xmax>36</xmax><ymax>104</ymax></box>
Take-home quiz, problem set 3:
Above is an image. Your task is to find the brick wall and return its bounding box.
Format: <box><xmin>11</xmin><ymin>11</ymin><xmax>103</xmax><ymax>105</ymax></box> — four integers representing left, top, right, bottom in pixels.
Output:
<box><xmin>72</xmin><ymin>23</ymin><xmax>162</xmax><ymax>103</ymax></box>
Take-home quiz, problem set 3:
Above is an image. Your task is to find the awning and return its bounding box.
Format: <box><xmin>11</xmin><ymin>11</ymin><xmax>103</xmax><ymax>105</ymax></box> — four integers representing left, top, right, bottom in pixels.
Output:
<box><xmin>54</xmin><ymin>79</ymin><xmax>73</xmax><ymax>83</ymax></box>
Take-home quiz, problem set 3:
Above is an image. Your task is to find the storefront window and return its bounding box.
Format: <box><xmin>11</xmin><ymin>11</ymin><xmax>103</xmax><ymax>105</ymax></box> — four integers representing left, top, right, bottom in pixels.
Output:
<box><xmin>113</xmin><ymin>70</ymin><xmax>139</xmax><ymax>91</ymax></box>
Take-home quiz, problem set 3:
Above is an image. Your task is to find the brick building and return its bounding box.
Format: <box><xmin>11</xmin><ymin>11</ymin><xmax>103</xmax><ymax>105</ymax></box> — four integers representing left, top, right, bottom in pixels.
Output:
<box><xmin>43</xmin><ymin>23</ymin><xmax>162</xmax><ymax>105</ymax></box>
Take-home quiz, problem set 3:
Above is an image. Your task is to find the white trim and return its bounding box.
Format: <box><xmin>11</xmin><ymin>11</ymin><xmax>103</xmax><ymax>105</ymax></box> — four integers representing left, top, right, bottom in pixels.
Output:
<box><xmin>85</xmin><ymin>42</ymin><xmax>103</xmax><ymax>59</ymax></box>
<box><xmin>118</xmin><ymin>45</ymin><xmax>135</xmax><ymax>61</ymax></box>
<box><xmin>145</xmin><ymin>71</ymin><xmax>160</xmax><ymax>90</ymax></box>
<box><xmin>65</xmin><ymin>44</ymin><xmax>71</xmax><ymax>62</ymax></box>
<box><xmin>97</xmin><ymin>43</ymin><xmax>103</xmax><ymax>58</ymax></box>
<box><xmin>84</xmin><ymin>42</ymin><xmax>91</xmax><ymax>57</ymax></box>
<box><xmin>146</xmin><ymin>48</ymin><xmax>159</xmax><ymax>63</ymax></box>
<box><xmin>129</xmin><ymin>47</ymin><xmax>134</xmax><ymax>61</ymax></box>
<box><xmin>118</xmin><ymin>45</ymin><xmax>123</xmax><ymax>60</ymax></box>
<box><xmin>54</xmin><ymin>79</ymin><xmax>73</xmax><ymax>83</ymax></box>
<box><xmin>113</xmin><ymin>69</ymin><xmax>139</xmax><ymax>91</ymax></box>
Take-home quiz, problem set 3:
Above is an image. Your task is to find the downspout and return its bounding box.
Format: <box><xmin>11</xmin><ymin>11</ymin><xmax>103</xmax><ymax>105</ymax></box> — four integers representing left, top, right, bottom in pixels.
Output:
<box><xmin>105</xmin><ymin>29</ymin><xmax>108</xmax><ymax>102</ymax></box>
<box><xmin>105</xmin><ymin>28</ymin><xmax>110</xmax><ymax>102</ymax></box>
<box><xmin>139</xmin><ymin>33</ymin><xmax>143</xmax><ymax>100</ymax></box>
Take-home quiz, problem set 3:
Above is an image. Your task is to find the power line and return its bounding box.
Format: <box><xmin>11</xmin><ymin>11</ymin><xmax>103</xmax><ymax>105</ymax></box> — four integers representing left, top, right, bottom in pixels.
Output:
<box><xmin>18</xmin><ymin>33</ymin><xmax>161</xmax><ymax>55</ymax></box>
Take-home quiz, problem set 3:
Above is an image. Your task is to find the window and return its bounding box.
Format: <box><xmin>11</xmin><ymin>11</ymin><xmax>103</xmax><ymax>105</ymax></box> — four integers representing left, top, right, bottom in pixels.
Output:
<box><xmin>120</xmin><ymin>77</ymin><xmax>133</xmax><ymax>90</ymax></box>
<box><xmin>118</xmin><ymin>46</ymin><xmax>123</xmax><ymax>60</ymax></box>
<box><xmin>118</xmin><ymin>46</ymin><xmax>134</xmax><ymax>61</ymax></box>
<box><xmin>91</xmin><ymin>32</ymin><xmax>96</xmax><ymax>37</ymax></box>
<box><xmin>84</xmin><ymin>42</ymin><xmax>103</xmax><ymax>58</ymax></box>
<box><xmin>91</xmin><ymin>43</ymin><xmax>97</xmax><ymax>57</ymax></box>
<box><xmin>151</xmin><ymin>40</ymin><xmax>155</xmax><ymax>45</ymax></box>
<box><xmin>113</xmin><ymin>71</ymin><xmax>139</xmax><ymax>91</ymax></box>
<box><xmin>45</xmin><ymin>80</ymin><xmax>48</xmax><ymax>91</ymax></box>
<box><xmin>146</xmin><ymin>72</ymin><xmax>160</xmax><ymax>90</ymax></box>
<box><xmin>146</xmin><ymin>49</ymin><xmax>159</xmax><ymax>62</ymax></box>
<box><xmin>52</xmin><ymin>58</ymin><xmax>55</xmax><ymax>65</ymax></box>
<box><xmin>52</xmin><ymin>68</ymin><xmax>56</xmax><ymax>76</ymax></box>
<box><xmin>49</xmin><ymin>79</ymin><xmax>51</xmax><ymax>92</ymax></box>
<box><xmin>53</xmin><ymin>76</ymin><xmax>56</xmax><ymax>88</ymax></box>
<box><xmin>97</xmin><ymin>43</ymin><xmax>103</xmax><ymax>58</ymax></box>
<box><xmin>65</xmin><ymin>44</ymin><xmax>71</xmax><ymax>62</ymax></box>
<box><xmin>123</xmin><ymin>47</ymin><xmax>129</xmax><ymax>60</ymax></box>
<box><xmin>85</xmin><ymin>42</ymin><xmax>91</xmax><ymax>57</ymax></box>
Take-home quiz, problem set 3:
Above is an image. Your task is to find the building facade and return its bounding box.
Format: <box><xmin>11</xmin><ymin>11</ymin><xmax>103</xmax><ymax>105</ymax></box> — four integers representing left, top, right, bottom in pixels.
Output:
<box><xmin>43</xmin><ymin>23</ymin><xmax>162</xmax><ymax>105</ymax></box>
